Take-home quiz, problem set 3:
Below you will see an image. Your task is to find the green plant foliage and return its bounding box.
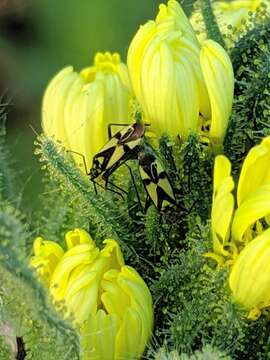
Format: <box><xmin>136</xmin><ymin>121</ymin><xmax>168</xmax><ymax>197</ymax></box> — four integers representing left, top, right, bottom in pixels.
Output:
<box><xmin>224</xmin><ymin>15</ymin><xmax>270</xmax><ymax>177</ymax></box>
<box><xmin>0</xmin><ymin>100</ymin><xmax>16</xmax><ymax>202</ymax></box>
<box><xmin>154</xmin><ymin>345</ymin><xmax>232</xmax><ymax>360</ymax></box>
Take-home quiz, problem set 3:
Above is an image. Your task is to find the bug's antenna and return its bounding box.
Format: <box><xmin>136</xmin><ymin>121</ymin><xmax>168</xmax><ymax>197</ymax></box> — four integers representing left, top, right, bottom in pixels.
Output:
<box><xmin>29</xmin><ymin>124</ymin><xmax>40</xmax><ymax>137</ymax></box>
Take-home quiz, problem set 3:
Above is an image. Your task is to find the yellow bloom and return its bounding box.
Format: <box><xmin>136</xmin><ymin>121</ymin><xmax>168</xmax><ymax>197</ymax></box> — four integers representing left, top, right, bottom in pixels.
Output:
<box><xmin>127</xmin><ymin>0</ymin><xmax>234</xmax><ymax>144</ymax></box>
<box><xmin>210</xmin><ymin>155</ymin><xmax>235</xmax><ymax>262</ymax></box>
<box><xmin>30</xmin><ymin>237</ymin><xmax>64</xmax><ymax>285</ymax></box>
<box><xmin>42</xmin><ymin>52</ymin><xmax>132</xmax><ymax>170</ymax></box>
<box><xmin>31</xmin><ymin>229</ymin><xmax>153</xmax><ymax>359</ymax></box>
<box><xmin>229</xmin><ymin>228</ymin><xmax>270</xmax><ymax>314</ymax></box>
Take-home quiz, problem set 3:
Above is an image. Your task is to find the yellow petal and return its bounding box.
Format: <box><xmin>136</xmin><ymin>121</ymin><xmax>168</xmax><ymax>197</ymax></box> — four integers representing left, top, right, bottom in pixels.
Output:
<box><xmin>65</xmin><ymin>228</ymin><xmax>94</xmax><ymax>249</ymax></box>
<box><xmin>100</xmin><ymin>239</ymin><xmax>125</xmax><ymax>268</ymax></box>
<box><xmin>213</xmin><ymin>155</ymin><xmax>233</xmax><ymax>196</ymax></box>
<box><xmin>64</xmin><ymin>267</ymin><xmax>98</xmax><ymax>323</ymax></box>
<box><xmin>232</xmin><ymin>184</ymin><xmax>270</xmax><ymax>243</ymax></box>
<box><xmin>30</xmin><ymin>237</ymin><xmax>64</xmax><ymax>285</ymax></box>
<box><xmin>211</xmin><ymin>155</ymin><xmax>235</xmax><ymax>257</ymax></box>
<box><xmin>237</xmin><ymin>136</ymin><xmax>270</xmax><ymax>206</ymax></box>
<box><xmin>50</xmin><ymin>243</ymin><xmax>99</xmax><ymax>301</ymax></box>
<box><xmin>80</xmin><ymin>310</ymin><xmax>118</xmax><ymax>360</ymax></box>
<box><xmin>200</xmin><ymin>40</ymin><xmax>234</xmax><ymax>144</ymax></box>
<box><xmin>229</xmin><ymin>228</ymin><xmax>270</xmax><ymax>311</ymax></box>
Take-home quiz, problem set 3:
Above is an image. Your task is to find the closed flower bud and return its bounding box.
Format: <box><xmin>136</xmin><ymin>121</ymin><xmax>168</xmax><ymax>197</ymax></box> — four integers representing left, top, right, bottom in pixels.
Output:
<box><xmin>128</xmin><ymin>0</ymin><xmax>204</xmax><ymax>139</ymax></box>
<box><xmin>127</xmin><ymin>0</ymin><xmax>234</xmax><ymax>144</ymax></box>
<box><xmin>229</xmin><ymin>228</ymin><xmax>270</xmax><ymax>313</ymax></box>
<box><xmin>31</xmin><ymin>230</ymin><xmax>153</xmax><ymax>359</ymax></box>
<box><xmin>30</xmin><ymin>237</ymin><xmax>64</xmax><ymax>285</ymax></box>
<box><xmin>42</xmin><ymin>52</ymin><xmax>132</xmax><ymax>170</ymax></box>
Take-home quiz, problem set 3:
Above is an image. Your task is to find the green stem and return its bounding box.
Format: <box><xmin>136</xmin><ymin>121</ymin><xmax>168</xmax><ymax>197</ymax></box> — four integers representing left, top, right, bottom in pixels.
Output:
<box><xmin>201</xmin><ymin>0</ymin><xmax>226</xmax><ymax>48</ymax></box>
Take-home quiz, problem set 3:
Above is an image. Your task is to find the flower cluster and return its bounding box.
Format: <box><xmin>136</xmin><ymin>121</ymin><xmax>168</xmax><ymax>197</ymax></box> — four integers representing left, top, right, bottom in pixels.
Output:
<box><xmin>209</xmin><ymin>137</ymin><xmax>270</xmax><ymax>318</ymax></box>
<box><xmin>31</xmin><ymin>229</ymin><xmax>153</xmax><ymax>359</ymax></box>
<box><xmin>42</xmin><ymin>0</ymin><xmax>234</xmax><ymax>172</ymax></box>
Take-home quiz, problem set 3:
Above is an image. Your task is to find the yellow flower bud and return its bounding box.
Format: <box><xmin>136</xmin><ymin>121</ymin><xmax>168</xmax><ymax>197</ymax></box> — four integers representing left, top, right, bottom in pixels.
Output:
<box><xmin>229</xmin><ymin>228</ymin><xmax>270</xmax><ymax>312</ymax></box>
<box><xmin>210</xmin><ymin>155</ymin><xmax>235</xmax><ymax>260</ymax></box>
<box><xmin>31</xmin><ymin>229</ymin><xmax>153</xmax><ymax>358</ymax></box>
<box><xmin>127</xmin><ymin>0</ymin><xmax>233</xmax><ymax>144</ymax></box>
<box><xmin>200</xmin><ymin>40</ymin><xmax>234</xmax><ymax>144</ymax></box>
<box><xmin>128</xmin><ymin>0</ymin><xmax>204</xmax><ymax>139</ymax></box>
<box><xmin>80</xmin><ymin>266</ymin><xmax>153</xmax><ymax>360</ymax></box>
<box><xmin>42</xmin><ymin>52</ymin><xmax>132</xmax><ymax>170</ymax></box>
<box><xmin>30</xmin><ymin>237</ymin><xmax>64</xmax><ymax>285</ymax></box>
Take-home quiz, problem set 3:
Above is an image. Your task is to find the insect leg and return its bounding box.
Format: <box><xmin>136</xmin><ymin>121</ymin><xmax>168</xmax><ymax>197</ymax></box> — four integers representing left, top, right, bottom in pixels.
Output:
<box><xmin>106</xmin><ymin>180</ymin><xmax>128</xmax><ymax>195</ymax></box>
<box><xmin>124</xmin><ymin>163</ymin><xmax>144</xmax><ymax>213</ymax></box>
<box><xmin>66</xmin><ymin>150</ymin><xmax>89</xmax><ymax>174</ymax></box>
<box><xmin>91</xmin><ymin>179</ymin><xmax>124</xmax><ymax>199</ymax></box>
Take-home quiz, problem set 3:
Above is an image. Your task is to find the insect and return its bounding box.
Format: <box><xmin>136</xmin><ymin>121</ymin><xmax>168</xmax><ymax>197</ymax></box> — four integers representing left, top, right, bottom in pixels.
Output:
<box><xmin>138</xmin><ymin>146</ymin><xmax>176</xmax><ymax>213</ymax></box>
<box><xmin>89</xmin><ymin>120</ymin><xmax>176</xmax><ymax>213</ymax></box>
<box><xmin>89</xmin><ymin>121</ymin><xmax>145</xmax><ymax>190</ymax></box>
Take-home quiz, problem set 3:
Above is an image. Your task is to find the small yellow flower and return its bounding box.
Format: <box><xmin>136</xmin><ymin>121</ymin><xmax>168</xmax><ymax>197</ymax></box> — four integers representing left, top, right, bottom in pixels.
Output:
<box><xmin>30</xmin><ymin>237</ymin><xmax>64</xmax><ymax>285</ymax></box>
<box><xmin>30</xmin><ymin>229</ymin><xmax>153</xmax><ymax>359</ymax></box>
<box><xmin>229</xmin><ymin>228</ymin><xmax>270</xmax><ymax>313</ymax></box>
<box><xmin>42</xmin><ymin>52</ymin><xmax>132</xmax><ymax>170</ymax></box>
<box><xmin>127</xmin><ymin>0</ymin><xmax>234</xmax><ymax>144</ymax></box>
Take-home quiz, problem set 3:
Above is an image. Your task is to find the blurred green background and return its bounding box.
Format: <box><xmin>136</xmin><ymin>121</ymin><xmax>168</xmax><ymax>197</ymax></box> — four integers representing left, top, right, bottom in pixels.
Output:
<box><xmin>0</xmin><ymin>0</ymin><xmax>194</xmax><ymax>211</ymax></box>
